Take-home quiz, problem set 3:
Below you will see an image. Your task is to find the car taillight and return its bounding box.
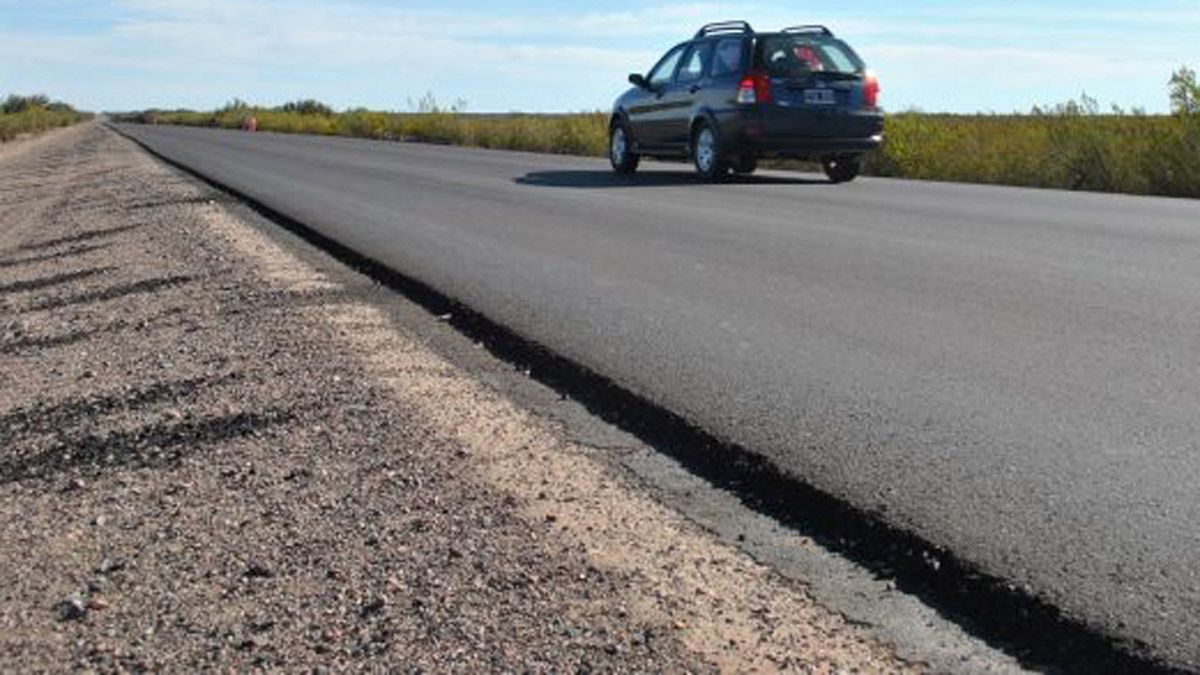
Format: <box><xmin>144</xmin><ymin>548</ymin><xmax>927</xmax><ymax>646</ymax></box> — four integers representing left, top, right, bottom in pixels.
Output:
<box><xmin>863</xmin><ymin>71</ymin><xmax>880</xmax><ymax>110</ymax></box>
<box><xmin>737</xmin><ymin>72</ymin><xmax>772</xmax><ymax>105</ymax></box>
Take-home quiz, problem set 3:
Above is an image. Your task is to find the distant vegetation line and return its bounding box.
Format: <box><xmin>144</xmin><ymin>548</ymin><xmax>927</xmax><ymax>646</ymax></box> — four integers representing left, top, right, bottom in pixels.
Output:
<box><xmin>873</xmin><ymin>104</ymin><xmax>1199</xmax><ymax>198</ymax></box>
<box><xmin>118</xmin><ymin>101</ymin><xmax>611</xmax><ymax>158</ymax></box>
<box><xmin>0</xmin><ymin>95</ymin><xmax>92</xmax><ymax>142</ymax></box>
<box><xmin>119</xmin><ymin>67</ymin><xmax>1200</xmax><ymax>198</ymax></box>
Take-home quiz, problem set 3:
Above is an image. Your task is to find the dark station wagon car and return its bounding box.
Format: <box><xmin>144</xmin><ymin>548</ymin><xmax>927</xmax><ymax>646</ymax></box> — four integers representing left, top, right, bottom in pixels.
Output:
<box><xmin>610</xmin><ymin>21</ymin><xmax>883</xmax><ymax>182</ymax></box>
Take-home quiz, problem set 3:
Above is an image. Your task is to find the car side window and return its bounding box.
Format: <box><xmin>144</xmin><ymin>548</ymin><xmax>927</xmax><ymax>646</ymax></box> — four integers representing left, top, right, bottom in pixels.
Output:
<box><xmin>710</xmin><ymin>38</ymin><xmax>745</xmax><ymax>78</ymax></box>
<box><xmin>676</xmin><ymin>42</ymin><xmax>714</xmax><ymax>84</ymax></box>
<box><xmin>648</xmin><ymin>44</ymin><xmax>688</xmax><ymax>87</ymax></box>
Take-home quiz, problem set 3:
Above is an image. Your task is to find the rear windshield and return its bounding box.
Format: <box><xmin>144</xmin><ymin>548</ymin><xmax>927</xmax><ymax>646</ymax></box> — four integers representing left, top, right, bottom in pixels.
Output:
<box><xmin>756</xmin><ymin>35</ymin><xmax>865</xmax><ymax>77</ymax></box>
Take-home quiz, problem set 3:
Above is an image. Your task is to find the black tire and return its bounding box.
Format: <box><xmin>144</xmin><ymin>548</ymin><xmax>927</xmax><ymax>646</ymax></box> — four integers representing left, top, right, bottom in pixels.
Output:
<box><xmin>733</xmin><ymin>155</ymin><xmax>758</xmax><ymax>175</ymax></box>
<box><xmin>823</xmin><ymin>156</ymin><xmax>862</xmax><ymax>184</ymax></box>
<box><xmin>691</xmin><ymin>122</ymin><xmax>728</xmax><ymax>182</ymax></box>
<box><xmin>609</xmin><ymin>122</ymin><xmax>639</xmax><ymax>174</ymax></box>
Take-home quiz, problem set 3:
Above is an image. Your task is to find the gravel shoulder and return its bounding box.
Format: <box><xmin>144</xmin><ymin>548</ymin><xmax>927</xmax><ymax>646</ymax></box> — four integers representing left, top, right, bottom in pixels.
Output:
<box><xmin>0</xmin><ymin>123</ymin><xmax>913</xmax><ymax>671</ymax></box>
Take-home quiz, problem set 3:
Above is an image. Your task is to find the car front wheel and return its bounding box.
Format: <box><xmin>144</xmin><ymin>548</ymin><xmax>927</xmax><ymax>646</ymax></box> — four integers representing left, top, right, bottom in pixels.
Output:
<box><xmin>609</xmin><ymin>122</ymin><xmax>640</xmax><ymax>174</ymax></box>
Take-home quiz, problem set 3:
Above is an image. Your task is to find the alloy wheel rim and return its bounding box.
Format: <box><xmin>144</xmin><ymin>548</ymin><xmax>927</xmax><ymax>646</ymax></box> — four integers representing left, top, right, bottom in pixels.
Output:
<box><xmin>611</xmin><ymin>128</ymin><xmax>627</xmax><ymax>164</ymax></box>
<box><xmin>697</xmin><ymin>129</ymin><xmax>715</xmax><ymax>172</ymax></box>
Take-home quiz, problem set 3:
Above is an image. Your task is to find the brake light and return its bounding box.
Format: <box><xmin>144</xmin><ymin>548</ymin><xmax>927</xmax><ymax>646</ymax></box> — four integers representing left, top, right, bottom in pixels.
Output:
<box><xmin>737</xmin><ymin>72</ymin><xmax>772</xmax><ymax>105</ymax></box>
<box><xmin>863</xmin><ymin>71</ymin><xmax>880</xmax><ymax>110</ymax></box>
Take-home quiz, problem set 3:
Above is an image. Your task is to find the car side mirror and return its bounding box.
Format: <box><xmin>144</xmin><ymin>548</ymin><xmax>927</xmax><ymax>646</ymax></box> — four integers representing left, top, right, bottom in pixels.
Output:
<box><xmin>629</xmin><ymin>73</ymin><xmax>650</xmax><ymax>89</ymax></box>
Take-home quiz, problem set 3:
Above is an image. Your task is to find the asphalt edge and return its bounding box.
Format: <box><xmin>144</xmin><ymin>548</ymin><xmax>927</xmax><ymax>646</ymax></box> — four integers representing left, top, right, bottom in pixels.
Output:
<box><xmin>108</xmin><ymin>123</ymin><xmax>1183</xmax><ymax>675</ymax></box>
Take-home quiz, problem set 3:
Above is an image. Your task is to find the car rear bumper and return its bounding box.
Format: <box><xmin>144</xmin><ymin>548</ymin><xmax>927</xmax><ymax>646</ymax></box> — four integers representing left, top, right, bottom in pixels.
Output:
<box><xmin>722</xmin><ymin>107</ymin><xmax>885</xmax><ymax>159</ymax></box>
<box><xmin>745</xmin><ymin>135</ymin><xmax>883</xmax><ymax>157</ymax></box>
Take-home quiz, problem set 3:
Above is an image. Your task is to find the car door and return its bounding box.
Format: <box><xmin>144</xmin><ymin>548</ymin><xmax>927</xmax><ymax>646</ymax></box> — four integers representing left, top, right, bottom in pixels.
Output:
<box><xmin>626</xmin><ymin>43</ymin><xmax>688</xmax><ymax>150</ymax></box>
<box><xmin>658</xmin><ymin>40</ymin><xmax>715</xmax><ymax>149</ymax></box>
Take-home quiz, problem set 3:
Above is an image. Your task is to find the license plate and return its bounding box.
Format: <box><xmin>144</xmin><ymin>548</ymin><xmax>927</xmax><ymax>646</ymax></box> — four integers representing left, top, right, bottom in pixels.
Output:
<box><xmin>803</xmin><ymin>89</ymin><xmax>835</xmax><ymax>105</ymax></box>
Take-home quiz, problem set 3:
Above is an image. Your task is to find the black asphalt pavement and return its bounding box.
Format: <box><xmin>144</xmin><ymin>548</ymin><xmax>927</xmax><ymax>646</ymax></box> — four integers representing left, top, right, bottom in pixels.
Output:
<box><xmin>118</xmin><ymin>124</ymin><xmax>1200</xmax><ymax>670</ymax></box>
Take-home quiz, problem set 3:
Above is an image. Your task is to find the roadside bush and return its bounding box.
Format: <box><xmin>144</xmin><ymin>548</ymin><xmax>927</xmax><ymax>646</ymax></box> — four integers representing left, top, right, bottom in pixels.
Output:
<box><xmin>279</xmin><ymin>99</ymin><xmax>334</xmax><ymax>116</ymax></box>
<box><xmin>1169</xmin><ymin>66</ymin><xmax>1199</xmax><ymax>114</ymax></box>
<box><xmin>0</xmin><ymin>94</ymin><xmax>90</xmax><ymax>142</ymax></box>
<box><xmin>2</xmin><ymin>94</ymin><xmax>52</xmax><ymax>114</ymax></box>
<box><xmin>867</xmin><ymin>100</ymin><xmax>1200</xmax><ymax>198</ymax></box>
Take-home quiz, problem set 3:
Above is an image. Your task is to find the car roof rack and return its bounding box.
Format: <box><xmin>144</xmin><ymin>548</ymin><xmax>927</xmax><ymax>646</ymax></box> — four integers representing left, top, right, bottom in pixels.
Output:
<box><xmin>781</xmin><ymin>24</ymin><xmax>834</xmax><ymax>36</ymax></box>
<box><xmin>695</xmin><ymin>21</ymin><xmax>754</xmax><ymax>38</ymax></box>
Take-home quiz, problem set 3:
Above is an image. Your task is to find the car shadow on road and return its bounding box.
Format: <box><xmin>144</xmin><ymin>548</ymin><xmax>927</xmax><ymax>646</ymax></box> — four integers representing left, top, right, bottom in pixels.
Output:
<box><xmin>515</xmin><ymin>170</ymin><xmax>830</xmax><ymax>189</ymax></box>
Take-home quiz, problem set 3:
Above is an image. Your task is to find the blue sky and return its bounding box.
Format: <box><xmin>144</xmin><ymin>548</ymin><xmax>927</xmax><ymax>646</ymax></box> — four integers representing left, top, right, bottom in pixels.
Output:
<box><xmin>2</xmin><ymin>1</ymin><xmax>1198</xmax><ymax>113</ymax></box>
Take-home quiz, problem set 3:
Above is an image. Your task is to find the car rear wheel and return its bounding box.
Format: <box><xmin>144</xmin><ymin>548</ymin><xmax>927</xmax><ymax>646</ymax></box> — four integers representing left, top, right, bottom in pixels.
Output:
<box><xmin>733</xmin><ymin>156</ymin><xmax>758</xmax><ymax>175</ymax></box>
<box><xmin>692</xmin><ymin>123</ymin><xmax>728</xmax><ymax>182</ymax></box>
<box><xmin>823</xmin><ymin>156</ymin><xmax>862</xmax><ymax>184</ymax></box>
<box><xmin>609</xmin><ymin>122</ymin><xmax>639</xmax><ymax>174</ymax></box>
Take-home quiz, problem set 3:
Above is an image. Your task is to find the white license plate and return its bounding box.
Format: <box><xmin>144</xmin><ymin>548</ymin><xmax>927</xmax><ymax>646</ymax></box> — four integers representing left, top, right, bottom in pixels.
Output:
<box><xmin>803</xmin><ymin>89</ymin><xmax>835</xmax><ymax>105</ymax></box>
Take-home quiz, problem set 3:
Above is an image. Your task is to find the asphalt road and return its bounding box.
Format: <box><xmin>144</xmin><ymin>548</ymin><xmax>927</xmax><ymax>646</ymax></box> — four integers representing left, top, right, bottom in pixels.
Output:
<box><xmin>119</xmin><ymin>124</ymin><xmax>1200</xmax><ymax>669</ymax></box>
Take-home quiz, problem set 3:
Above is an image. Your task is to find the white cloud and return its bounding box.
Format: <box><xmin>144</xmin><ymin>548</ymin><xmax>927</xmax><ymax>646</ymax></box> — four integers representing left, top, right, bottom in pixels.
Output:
<box><xmin>101</xmin><ymin>1</ymin><xmax>680</xmax><ymax>73</ymax></box>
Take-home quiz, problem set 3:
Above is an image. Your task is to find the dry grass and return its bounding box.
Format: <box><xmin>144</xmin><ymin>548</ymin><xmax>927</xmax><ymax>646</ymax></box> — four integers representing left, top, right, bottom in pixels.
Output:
<box><xmin>870</xmin><ymin>111</ymin><xmax>1200</xmax><ymax>198</ymax></box>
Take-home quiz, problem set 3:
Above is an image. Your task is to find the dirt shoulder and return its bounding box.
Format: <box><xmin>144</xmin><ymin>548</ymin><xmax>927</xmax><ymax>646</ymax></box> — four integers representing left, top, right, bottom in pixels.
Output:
<box><xmin>0</xmin><ymin>123</ymin><xmax>914</xmax><ymax>672</ymax></box>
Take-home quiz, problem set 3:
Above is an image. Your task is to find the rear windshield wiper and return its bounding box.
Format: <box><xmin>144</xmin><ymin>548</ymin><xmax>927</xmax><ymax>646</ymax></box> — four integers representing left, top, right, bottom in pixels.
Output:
<box><xmin>816</xmin><ymin>71</ymin><xmax>863</xmax><ymax>81</ymax></box>
<box><xmin>769</xmin><ymin>69</ymin><xmax>862</xmax><ymax>81</ymax></box>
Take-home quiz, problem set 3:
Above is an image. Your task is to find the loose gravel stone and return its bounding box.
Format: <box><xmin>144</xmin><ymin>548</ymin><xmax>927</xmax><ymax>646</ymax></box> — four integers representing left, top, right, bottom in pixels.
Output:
<box><xmin>55</xmin><ymin>597</ymin><xmax>87</xmax><ymax>622</ymax></box>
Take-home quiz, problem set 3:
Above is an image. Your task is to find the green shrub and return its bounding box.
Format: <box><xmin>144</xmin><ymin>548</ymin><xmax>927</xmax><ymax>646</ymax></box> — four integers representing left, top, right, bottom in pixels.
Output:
<box><xmin>279</xmin><ymin>99</ymin><xmax>334</xmax><ymax>116</ymax></box>
<box><xmin>865</xmin><ymin>105</ymin><xmax>1200</xmax><ymax>198</ymax></box>
<box><xmin>1170</xmin><ymin>66</ymin><xmax>1199</xmax><ymax>114</ymax></box>
<box><xmin>0</xmin><ymin>95</ymin><xmax>90</xmax><ymax>142</ymax></box>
